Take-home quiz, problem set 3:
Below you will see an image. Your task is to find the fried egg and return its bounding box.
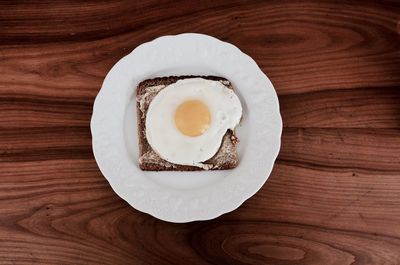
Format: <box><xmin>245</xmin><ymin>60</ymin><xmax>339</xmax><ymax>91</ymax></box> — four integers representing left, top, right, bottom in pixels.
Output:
<box><xmin>145</xmin><ymin>78</ymin><xmax>242</xmax><ymax>168</ymax></box>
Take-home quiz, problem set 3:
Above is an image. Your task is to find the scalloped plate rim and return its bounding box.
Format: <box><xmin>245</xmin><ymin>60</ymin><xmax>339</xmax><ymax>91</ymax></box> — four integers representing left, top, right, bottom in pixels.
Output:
<box><xmin>91</xmin><ymin>33</ymin><xmax>282</xmax><ymax>223</ymax></box>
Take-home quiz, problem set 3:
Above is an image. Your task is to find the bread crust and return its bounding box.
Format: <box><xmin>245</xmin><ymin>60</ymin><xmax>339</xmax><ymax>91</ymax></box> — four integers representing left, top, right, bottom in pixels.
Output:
<box><xmin>136</xmin><ymin>76</ymin><xmax>239</xmax><ymax>171</ymax></box>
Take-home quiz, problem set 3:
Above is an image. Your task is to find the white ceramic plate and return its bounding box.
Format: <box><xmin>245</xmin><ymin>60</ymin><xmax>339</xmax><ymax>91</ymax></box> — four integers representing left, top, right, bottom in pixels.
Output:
<box><xmin>91</xmin><ymin>33</ymin><xmax>282</xmax><ymax>223</ymax></box>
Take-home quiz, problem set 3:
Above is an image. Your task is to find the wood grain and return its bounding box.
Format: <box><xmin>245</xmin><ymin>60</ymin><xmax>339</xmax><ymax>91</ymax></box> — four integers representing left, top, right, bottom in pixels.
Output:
<box><xmin>1</xmin><ymin>0</ymin><xmax>400</xmax><ymax>264</ymax></box>
<box><xmin>280</xmin><ymin>87</ymin><xmax>400</xmax><ymax>128</ymax></box>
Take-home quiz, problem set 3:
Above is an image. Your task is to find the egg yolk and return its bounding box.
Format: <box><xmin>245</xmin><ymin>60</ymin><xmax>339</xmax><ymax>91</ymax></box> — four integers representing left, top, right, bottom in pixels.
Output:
<box><xmin>174</xmin><ymin>100</ymin><xmax>211</xmax><ymax>137</ymax></box>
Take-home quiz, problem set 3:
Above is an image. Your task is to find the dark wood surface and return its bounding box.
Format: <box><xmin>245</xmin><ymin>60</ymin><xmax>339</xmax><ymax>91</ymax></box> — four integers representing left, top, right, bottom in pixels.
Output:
<box><xmin>1</xmin><ymin>0</ymin><xmax>400</xmax><ymax>264</ymax></box>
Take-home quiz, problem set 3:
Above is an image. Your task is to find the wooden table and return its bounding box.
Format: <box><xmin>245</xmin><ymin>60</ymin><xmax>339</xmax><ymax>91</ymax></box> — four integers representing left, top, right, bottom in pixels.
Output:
<box><xmin>1</xmin><ymin>1</ymin><xmax>400</xmax><ymax>264</ymax></box>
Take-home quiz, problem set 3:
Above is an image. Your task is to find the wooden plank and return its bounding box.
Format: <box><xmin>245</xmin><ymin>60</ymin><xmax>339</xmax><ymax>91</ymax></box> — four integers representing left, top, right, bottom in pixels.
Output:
<box><xmin>1</xmin><ymin>218</ymin><xmax>399</xmax><ymax>264</ymax></box>
<box><xmin>280</xmin><ymin>128</ymin><xmax>400</xmax><ymax>171</ymax></box>
<box><xmin>2</xmin><ymin>126</ymin><xmax>399</xmax><ymax>170</ymax></box>
<box><xmin>0</xmin><ymin>95</ymin><xmax>92</xmax><ymax>128</ymax></box>
<box><xmin>280</xmin><ymin>87</ymin><xmax>400</xmax><ymax>128</ymax></box>
<box><xmin>1</xmin><ymin>87</ymin><xmax>399</xmax><ymax>129</ymax></box>
<box><xmin>2</xmin><ymin>129</ymin><xmax>400</xmax><ymax>237</ymax></box>
<box><xmin>191</xmin><ymin>221</ymin><xmax>400</xmax><ymax>264</ymax></box>
<box><xmin>1</xmin><ymin>160</ymin><xmax>400</xmax><ymax>264</ymax></box>
<box><xmin>1</xmin><ymin>0</ymin><xmax>399</xmax><ymax>95</ymax></box>
<box><xmin>233</xmin><ymin>163</ymin><xmax>400</xmax><ymax>238</ymax></box>
<box><xmin>0</xmin><ymin>127</ymin><xmax>91</xmax><ymax>162</ymax></box>
<box><xmin>2</xmin><ymin>159</ymin><xmax>400</xmax><ymax>237</ymax></box>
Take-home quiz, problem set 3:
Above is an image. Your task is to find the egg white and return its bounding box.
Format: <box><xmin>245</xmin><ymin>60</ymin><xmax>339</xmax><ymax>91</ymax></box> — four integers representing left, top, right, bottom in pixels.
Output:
<box><xmin>145</xmin><ymin>78</ymin><xmax>242</xmax><ymax>167</ymax></box>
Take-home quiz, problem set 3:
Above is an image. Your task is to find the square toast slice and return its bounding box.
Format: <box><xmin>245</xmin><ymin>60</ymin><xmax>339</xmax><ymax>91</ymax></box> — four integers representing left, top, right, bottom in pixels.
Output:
<box><xmin>136</xmin><ymin>76</ymin><xmax>239</xmax><ymax>171</ymax></box>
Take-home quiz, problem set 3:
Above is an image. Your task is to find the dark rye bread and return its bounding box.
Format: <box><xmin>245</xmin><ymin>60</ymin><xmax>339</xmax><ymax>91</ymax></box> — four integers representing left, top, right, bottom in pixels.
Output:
<box><xmin>136</xmin><ymin>75</ymin><xmax>239</xmax><ymax>171</ymax></box>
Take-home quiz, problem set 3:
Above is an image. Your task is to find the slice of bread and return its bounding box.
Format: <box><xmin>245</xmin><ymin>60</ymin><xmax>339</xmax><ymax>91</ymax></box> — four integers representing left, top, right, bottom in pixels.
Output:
<box><xmin>136</xmin><ymin>76</ymin><xmax>239</xmax><ymax>171</ymax></box>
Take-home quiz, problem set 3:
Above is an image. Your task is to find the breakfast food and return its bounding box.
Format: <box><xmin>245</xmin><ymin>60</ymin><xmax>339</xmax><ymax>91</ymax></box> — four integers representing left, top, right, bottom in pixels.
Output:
<box><xmin>136</xmin><ymin>76</ymin><xmax>242</xmax><ymax>171</ymax></box>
